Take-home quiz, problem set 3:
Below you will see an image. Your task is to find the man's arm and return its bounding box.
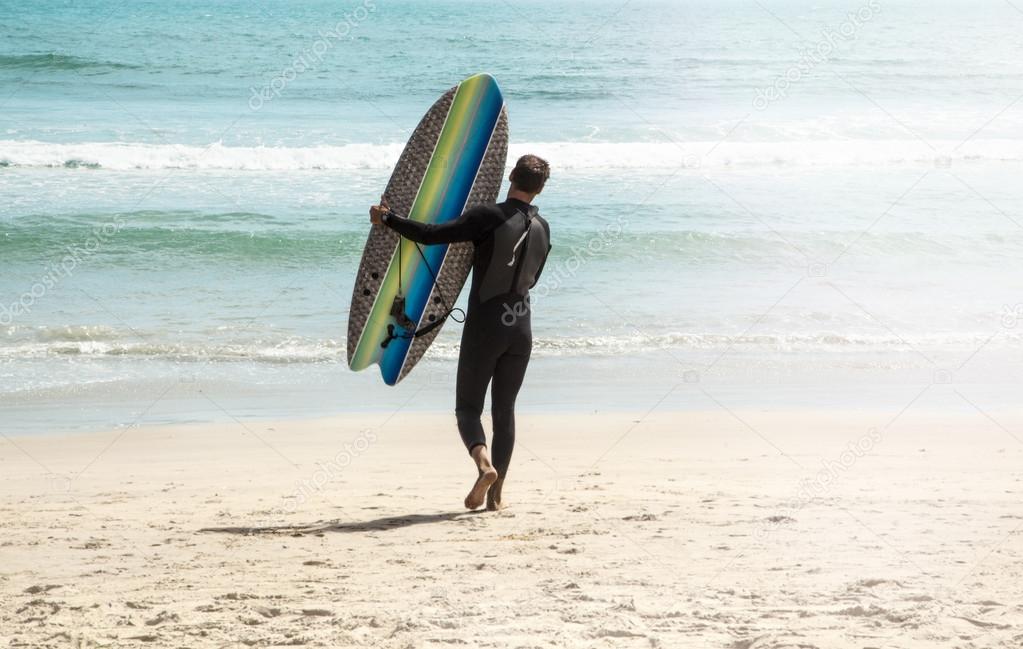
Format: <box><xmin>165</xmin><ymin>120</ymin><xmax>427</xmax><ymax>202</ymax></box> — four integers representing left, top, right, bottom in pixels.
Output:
<box><xmin>370</xmin><ymin>196</ymin><xmax>491</xmax><ymax>245</ymax></box>
<box><xmin>382</xmin><ymin>208</ymin><xmax>487</xmax><ymax>245</ymax></box>
<box><xmin>529</xmin><ymin>220</ymin><xmax>553</xmax><ymax>289</ymax></box>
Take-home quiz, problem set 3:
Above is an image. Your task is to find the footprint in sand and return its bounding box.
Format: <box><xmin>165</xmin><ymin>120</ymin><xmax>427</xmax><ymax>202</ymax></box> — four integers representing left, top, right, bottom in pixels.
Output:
<box><xmin>145</xmin><ymin>610</ymin><xmax>180</xmax><ymax>626</ymax></box>
<box><xmin>622</xmin><ymin>513</ymin><xmax>657</xmax><ymax>522</ymax></box>
<box><xmin>16</xmin><ymin>599</ymin><xmax>61</xmax><ymax>621</ymax></box>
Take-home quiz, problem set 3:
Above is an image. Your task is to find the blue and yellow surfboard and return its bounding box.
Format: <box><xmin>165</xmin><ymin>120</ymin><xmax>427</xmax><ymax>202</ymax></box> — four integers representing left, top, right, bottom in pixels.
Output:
<box><xmin>348</xmin><ymin>73</ymin><xmax>509</xmax><ymax>385</ymax></box>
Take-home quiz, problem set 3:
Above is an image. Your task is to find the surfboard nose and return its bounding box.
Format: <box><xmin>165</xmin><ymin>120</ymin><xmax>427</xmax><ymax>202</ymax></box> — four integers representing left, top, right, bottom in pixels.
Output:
<box><xmin>463</xmin><ymin>72</ymin><xmax>501</xmax><ymax>92</ymax></box>
<box><xmin>466</xmin><ymin>72</ymin><xmax>496</xmax><ymax>83</ymax></box>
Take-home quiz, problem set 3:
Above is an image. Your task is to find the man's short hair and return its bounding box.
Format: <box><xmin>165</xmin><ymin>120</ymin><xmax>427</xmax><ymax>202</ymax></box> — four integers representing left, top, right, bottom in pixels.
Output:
<box><xmin>510</xmin><ymin>154</ymin><xmax>550</xmax><ymax>194</ymax></box>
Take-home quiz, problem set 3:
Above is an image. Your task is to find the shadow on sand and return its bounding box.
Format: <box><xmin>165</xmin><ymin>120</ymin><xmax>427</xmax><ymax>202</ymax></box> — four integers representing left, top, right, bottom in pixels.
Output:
<box><xmin>198</xmin><ymin>510</ymin><xmax>485</xmax><ymax>536</ymax></box>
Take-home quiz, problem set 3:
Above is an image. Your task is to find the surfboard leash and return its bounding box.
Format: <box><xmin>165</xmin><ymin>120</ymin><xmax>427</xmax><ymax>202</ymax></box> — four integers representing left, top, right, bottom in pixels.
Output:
<box><xmin>381</xmin><ymin>237</ymin><xmax>465</xmax><ymax>350</ymax></box>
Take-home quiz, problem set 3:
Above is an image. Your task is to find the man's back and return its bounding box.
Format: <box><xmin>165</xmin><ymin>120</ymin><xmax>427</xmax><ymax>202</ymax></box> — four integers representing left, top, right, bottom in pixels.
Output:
<box><xmin>466</xmin><ymin>198</ymin><xmax>551</xmax><ymax>309</ymax></box>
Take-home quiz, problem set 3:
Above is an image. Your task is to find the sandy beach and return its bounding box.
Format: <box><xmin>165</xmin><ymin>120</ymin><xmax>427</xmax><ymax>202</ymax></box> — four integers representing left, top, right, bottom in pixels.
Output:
<box><xmin>3</xmin><ymin>408</ymin><xmax>1021</xmax><ymax>648</ymax></box>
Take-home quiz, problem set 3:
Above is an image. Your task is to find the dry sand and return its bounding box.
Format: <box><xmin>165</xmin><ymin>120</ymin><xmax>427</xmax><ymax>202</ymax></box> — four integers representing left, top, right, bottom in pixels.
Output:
<box><xmin>2</xmin><ymin>408</ymin><xmax>1022</xmax><ymax>648</ymax></box>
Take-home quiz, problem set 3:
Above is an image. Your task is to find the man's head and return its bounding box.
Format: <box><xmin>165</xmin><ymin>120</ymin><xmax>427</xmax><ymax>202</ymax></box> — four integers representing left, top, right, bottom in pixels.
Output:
<box><xmin>509</xmin><ymin>154</ymin><xmax>550</xmax><ymax>196</ymax></box>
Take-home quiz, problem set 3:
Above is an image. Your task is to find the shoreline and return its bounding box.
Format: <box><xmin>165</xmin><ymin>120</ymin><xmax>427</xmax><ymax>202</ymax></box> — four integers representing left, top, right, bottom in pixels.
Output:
<box><xmin>5</xmin><ymin>346</ymin><xmax>1023</xmax><ymax>436</ymax></box>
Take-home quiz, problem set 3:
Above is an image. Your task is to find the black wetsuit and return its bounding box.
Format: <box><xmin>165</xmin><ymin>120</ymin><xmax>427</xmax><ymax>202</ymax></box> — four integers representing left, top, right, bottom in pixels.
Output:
<box><xmin>383</xmin><ymin>198</ymin><xmax>551</xmax><ymax>478</ymax></box>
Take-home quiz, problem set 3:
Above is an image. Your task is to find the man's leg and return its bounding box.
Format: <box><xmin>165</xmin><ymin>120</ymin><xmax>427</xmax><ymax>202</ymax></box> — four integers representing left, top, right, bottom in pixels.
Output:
<box><xmin>464</xmin><ymin>443</ymin><xmax>498</xmax><ymax>510</ymax></box>
<box><xmin>455</xmin><ymin>323</ymin><xmax>498</xmax><ymax>453</ymax></box>
<box><xmin>487</xmin><ymin>342</ymin><xmax>531</xmax><ymax>511</ymax></box>
<box><xmin>455</xmin><ymin>323</ymin><xmax>501</xmax><ymax>509</ymax></box>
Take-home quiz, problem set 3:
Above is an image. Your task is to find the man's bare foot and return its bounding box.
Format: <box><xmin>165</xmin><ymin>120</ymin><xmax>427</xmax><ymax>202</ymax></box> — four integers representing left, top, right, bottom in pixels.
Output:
<box><xmin>465</xmin><ymin>467</ymin><xmax>498</xmax><ymax>510</ymax></box>
<box><xmin>486</xmin><ymin>476</ymin><xmax>505</xmax><ymax>511</ymax></box>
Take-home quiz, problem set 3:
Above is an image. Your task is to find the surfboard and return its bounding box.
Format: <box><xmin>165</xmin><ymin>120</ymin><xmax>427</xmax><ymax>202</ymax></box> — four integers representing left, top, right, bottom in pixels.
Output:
<box><xmin>347</xmin><ymin>73</ymin><xmax>509</xmax><ymax>385</ymax></box>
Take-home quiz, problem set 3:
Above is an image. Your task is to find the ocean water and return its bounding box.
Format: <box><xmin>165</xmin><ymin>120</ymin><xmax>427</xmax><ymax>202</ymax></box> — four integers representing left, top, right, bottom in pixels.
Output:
<box><xmin>3</xmin><ymin>0</ymin><xmax>1023</xmax><ymax>433</ymax></box>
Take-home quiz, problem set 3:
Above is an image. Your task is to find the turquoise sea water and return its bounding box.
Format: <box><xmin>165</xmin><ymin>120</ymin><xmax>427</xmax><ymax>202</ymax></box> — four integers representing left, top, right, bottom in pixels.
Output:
<box><xmin>3</xmin><ymin>1</ymin><xmax>1023</xmax><ymax>433</ymax></box>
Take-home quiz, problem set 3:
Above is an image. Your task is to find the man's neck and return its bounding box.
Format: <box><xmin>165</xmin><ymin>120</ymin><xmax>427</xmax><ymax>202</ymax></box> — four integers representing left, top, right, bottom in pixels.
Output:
<box><xmin>506</xmin><ymin>188</ymin><xmax>536</xmax><ymax>204</ymax></box>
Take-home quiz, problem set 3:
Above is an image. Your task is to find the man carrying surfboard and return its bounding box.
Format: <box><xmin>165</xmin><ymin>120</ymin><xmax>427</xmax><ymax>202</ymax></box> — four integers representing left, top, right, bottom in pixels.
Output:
<box><xmin>370</xmin><ymin>154</ymin><xmax>551</xmax><ymax>511</ymax></box>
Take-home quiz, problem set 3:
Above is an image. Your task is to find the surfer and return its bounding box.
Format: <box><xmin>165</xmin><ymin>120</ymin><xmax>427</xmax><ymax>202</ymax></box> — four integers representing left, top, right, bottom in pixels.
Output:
<box><xmin>370</xmin><ymin>154</ymin><xmax>551</xmax><ymax>511</ymax></box>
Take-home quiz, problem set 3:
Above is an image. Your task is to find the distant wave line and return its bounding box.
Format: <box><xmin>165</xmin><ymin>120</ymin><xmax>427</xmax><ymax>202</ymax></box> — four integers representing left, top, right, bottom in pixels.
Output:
<box><xmin>2</xmin><ymin>139</ymin><xmax>1022</xmax><ymax>171</ymax></box>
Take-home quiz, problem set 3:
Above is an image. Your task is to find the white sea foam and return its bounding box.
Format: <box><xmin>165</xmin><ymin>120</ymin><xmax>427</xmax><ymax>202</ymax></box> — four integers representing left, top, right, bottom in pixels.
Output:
<box><xmin>2</xmin><ymin>329</ymin><xmax>1018</xmax><ymax>365</ymax></box>
<box><xmin>1</xmin><ymin>139</ymin><xmax>1020</xmax><ymax>171</ymax></box>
